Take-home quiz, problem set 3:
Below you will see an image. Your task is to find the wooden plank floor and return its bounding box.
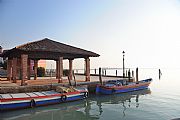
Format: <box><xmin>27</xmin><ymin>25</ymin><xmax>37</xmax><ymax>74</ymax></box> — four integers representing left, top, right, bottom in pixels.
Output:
<box><xmin>0</xmin><ymin>75</ymin><xmax>121</xmax><ymax>87</ymax></box>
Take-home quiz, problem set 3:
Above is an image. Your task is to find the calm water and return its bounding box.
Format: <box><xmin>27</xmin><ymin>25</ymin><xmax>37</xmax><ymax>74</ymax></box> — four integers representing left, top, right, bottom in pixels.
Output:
<box><xmin>1</xmin><ymin>68</ymin><xmax>180</xmax><ymax>120</ymax></box>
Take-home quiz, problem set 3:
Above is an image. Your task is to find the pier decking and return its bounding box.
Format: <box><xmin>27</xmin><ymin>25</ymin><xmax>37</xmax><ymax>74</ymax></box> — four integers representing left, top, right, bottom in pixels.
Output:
<box><xmin>0</xmin><ymin>75</ymin><xmax>123</xmax><ymax>86</ymax></box>
<box><xmin>0</xmin><ymin>75</ymin><xmax>133</xmax><ymax>94</ymax></box>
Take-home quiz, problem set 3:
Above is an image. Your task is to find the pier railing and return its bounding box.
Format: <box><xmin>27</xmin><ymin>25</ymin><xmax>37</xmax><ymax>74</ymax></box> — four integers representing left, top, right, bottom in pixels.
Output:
<box><xmin>45</xmin><ymin>68</ymin><xmax>135</xmax><ymax>78</ymax></box>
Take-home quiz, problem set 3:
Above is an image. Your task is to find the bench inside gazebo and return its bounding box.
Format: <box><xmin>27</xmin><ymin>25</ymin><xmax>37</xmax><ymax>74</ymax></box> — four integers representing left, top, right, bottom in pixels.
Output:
<box><xmin>0</xmin><ymin>38</ymin><xmax>99</xmax><ymax>86</ymax></box>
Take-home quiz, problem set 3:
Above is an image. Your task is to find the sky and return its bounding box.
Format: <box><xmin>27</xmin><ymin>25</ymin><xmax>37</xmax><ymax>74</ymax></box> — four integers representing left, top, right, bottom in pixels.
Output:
<box><xmin>0</xmin><ymin>0</ymin><xmax>180</xmax><ymax>69</ymax></box>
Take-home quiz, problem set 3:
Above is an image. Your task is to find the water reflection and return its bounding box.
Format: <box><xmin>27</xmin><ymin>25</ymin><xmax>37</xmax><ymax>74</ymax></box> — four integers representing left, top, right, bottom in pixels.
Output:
<box><xmin>2</xmin><ymin>89</ymin><xmax>151</xmax><ymax>120</ymax></box>
<box><xmin>90</xmin><ymin>89</ymin><xmax>151</xmax><ymax>118</ymax></box>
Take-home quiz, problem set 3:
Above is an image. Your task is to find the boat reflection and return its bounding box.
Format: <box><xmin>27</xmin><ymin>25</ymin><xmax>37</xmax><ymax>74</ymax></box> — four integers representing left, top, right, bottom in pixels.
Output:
<box><xmin>1</xmin><ymin>89</ymin><xmax>151</xmax><ymax>120</ymax></box>
<box><xmin>89</xmin><ymin>89</ymin><xmax>151</xmax><ymax>117</ymax></box>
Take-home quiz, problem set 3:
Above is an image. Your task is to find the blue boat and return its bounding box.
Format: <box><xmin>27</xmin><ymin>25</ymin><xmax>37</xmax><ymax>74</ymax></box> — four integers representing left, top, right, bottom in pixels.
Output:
<box><xmin>96</xmin><ymin>78</ymin><xmax>152</xmax><ymax>94</ymax></box>
<box><xmin>0</xmin><ymin>87</ymin><xmax>88</xmax><ymax>111</ymax></box>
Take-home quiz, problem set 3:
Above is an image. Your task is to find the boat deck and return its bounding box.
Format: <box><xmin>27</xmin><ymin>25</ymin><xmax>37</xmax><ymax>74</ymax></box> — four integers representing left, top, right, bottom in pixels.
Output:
<box><xmin>0</xmin><ymin>91</ymin><xmax>59</xmax><ymax>99</ymax></box>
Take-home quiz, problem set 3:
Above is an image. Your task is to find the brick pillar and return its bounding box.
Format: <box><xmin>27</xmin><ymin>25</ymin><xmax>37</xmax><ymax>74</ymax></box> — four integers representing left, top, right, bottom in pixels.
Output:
<box><xmin>59</xmin><ymin>57</ymin><xmax>63</xmax><ymax>82</ymax></box>
<box><xmin>21</xmin><ymin>54</ymin><xmax>28</xmax><ymax>86</ymax></box>
<box><xmin>17</xmin><ymin>58</ymin><xmax>21</xmax><ymax>80</ymax></box>
<box><xmin>56</xmin><ymin>60</ymin><xmax>59</xmax><ymax>79</ymax></box>
<box><xmin>7</xmin><ymin>59</ymin><xmax>12</xmax><ymax>81</ymax></box>
<box><xmin>12</xmin><ymin>57</ymin><xmax>17</xmax><ymax>83</ymax></box>
<box><xmin>57</xmin><ymin>57</ymin><xmax>63</xmax><ymax>83</ymax></box>
<box><xmin>69</xmin><ymin>59</ymin><xmax>73</xmax><ymax>80</ymax></box>
<box><xmin>27</xmin><ymin>59</ymin><xmax>31</xmax><ymax>80</ymax></box>
<box><xmin>85</xmin><ymin>58</ymin><xmax>90</xmax><ymax>81</ymax></box>
<box><xmin>34</xmin><ymin>60</ymin><xmax>38</xmax><ymax>80</ymax></box>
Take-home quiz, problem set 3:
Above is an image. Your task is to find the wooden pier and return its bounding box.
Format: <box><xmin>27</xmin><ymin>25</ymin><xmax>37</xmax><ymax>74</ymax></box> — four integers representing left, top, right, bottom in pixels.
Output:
<box><xmin>0</xmin><ymin>74</ymin><xmax>134</xmax><ymax>94</ymax></box>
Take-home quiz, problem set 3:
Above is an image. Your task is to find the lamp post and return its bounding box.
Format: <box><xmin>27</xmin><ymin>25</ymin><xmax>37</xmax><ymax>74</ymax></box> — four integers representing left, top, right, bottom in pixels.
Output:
<box><xmin>122</xmin><ymin>51</ymin><xmax>125</xmax><ymax>78</ymax></box>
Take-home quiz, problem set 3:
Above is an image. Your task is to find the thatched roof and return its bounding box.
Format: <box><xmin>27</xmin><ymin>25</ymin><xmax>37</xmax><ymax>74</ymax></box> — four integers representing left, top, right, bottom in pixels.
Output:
<box><xmin>1</xmin><ymin>38</ymin><xmax>100</xmax><ymax>60</ymax></box>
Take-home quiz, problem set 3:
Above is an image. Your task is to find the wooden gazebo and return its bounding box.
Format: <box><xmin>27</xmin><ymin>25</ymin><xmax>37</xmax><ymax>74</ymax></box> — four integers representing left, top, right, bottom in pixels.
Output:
<box><xmin>0</xmin><ymin>38</ymin><xmax>99</xmax><ymax>85</ymax></box>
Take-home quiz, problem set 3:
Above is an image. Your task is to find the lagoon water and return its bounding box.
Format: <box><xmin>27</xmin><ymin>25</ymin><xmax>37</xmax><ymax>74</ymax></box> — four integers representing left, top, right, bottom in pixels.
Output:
<box><xmin>1</xmin><ymin>68</ymin><xmax>180</xmax><ymax>120</ymax></box>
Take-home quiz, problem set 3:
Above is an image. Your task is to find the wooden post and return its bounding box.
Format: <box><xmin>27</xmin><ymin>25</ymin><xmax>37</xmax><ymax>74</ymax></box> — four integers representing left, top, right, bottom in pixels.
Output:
<box><xmin>73</xmin><ymin>71</ymin><xmax>77</xmax><ymax>86</ymax></box>
<box><xmin>136</xmin><ymin>67</ymin><xmax>139</xmax><ymax>83</ymax></box>
<box><xmin>128</xmin><ymin>69</ymin><xmax>131</xmax><ymax>82</ymax></box>
<box><xmin>116</xmin><ymin>70</ymin><xmax>117</xmax><ymax>76</ymax></box>
<box><xmin>132</xmin><ymin>70</ymin><xmax>134</xmax><ymax>77</ymax></box>
<box><xmin>132</xmin><ymin>70</ymin><xmax>134</xmax><ymax>82</ymax></box>
<box><xmin>99</xmin><ymin>67</ymin><xmax>102</xmax><ymax>85</ymax></box>
<box><xmin>159</xmin><ymin>69</ymin><xmax>162</xmax><ymax>80</ymax></box>
<box><xmin>126</xmin><ymin>70</ymin><xmax>128</xmax><ymax>77</ymax></box>
<box><xmin>95</xmin><ymin>69</ymin><xmax>96</xmax><ymax>74</ymax></box>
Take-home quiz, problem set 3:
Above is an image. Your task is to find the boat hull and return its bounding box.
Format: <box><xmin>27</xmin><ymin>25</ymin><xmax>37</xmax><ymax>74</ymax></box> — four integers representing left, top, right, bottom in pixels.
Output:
<box><xmin>96</xmin><ymin>79</ymin><xmax>152</xmax><ymax>95</ymax></box>
<box><xmin>0</xmin><ymin>90</ymin><xmax>88</xmax><ymax>111</ymax></box>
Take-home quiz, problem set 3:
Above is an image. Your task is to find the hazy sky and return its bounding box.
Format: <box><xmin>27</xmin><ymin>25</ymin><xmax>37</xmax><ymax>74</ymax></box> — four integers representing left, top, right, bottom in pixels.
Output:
<box><xmin>1</xmin><ymin>0</ymin><xmax>180</xmax><ymax>69</ymax></box>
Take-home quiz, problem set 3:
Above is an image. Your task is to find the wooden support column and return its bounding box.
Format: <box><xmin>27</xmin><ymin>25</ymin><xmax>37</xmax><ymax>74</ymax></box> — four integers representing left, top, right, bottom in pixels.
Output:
<box><xmin>68</xmin><ymin>59</ymin><xmax>73</xmax><ymax>80</ymax></box>
<box><xmin>34</xmin><ymin>60</ymin><xmax>38</xmax><ymax>80</ymax></box>
<box><xmin>7</xmin><ymin>59</ymin><xmax>12</xmax><ymax>81</ymax></box>
<box><xmin>85</xmin><ymin>57</ymin><xmax>90</xmax><ymax>81</ymax></box>
<box><xmin>21</xmin><ymin>54</ymin><xmax>28</xmax><ymax>86</ymax></box>
<box><xmin>27</xmin><ymin>59</ymin><xmax>31</xmax><ymax>80</ymax></box>
<box><xmin>12</xmin><ymin>57</ymin><xmax>17</xmax><ymax>83</ymax></box>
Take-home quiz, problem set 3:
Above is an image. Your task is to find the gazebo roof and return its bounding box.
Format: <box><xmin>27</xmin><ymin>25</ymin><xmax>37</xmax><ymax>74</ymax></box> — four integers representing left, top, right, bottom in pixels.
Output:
<box><xmin>1</xmin><ymin>38</ymin><xmax>100</xmax><ymax>60</ymax></box>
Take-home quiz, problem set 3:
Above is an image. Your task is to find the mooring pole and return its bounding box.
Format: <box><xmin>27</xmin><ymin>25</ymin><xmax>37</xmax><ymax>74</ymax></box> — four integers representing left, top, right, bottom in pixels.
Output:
<box><xmin>122</xmin><ymin>51</ymin><xmax>125</xmax><ymax>78</ymax></box>
<box><xmin>136</xmin><ymin>67</ymin><xmax>139</xmax><ymax>83</ymax></box>
<box><xmin>132</xmin><ymin>70</ymin><xmax>134</xmax><ymax>77</ymax></box>
<box><xmin>99</xmin><ymin>67</ymin><xmax>102</xmax><ymax>85</ymax></box>
<box><xmin>128</xmin><ymin>69</ymin><xmax>131</xmax><ymax>82</ymax></box>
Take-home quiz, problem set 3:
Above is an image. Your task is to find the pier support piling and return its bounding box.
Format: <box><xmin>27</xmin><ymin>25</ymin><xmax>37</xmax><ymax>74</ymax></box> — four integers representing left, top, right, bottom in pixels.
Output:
<box><xmin>128</xmin><ymin>69</ymin><xmax>131</xmax><ymax>82</ymax></box>
<box><xmin>99</xmin><ymin>67</ymin><xmax>102</xmax><ymax>85</ymax></box>
<box><xmin>136</xmin><ymin>67</ymin><xmax>139</xmax><ymax>82</ymax></box>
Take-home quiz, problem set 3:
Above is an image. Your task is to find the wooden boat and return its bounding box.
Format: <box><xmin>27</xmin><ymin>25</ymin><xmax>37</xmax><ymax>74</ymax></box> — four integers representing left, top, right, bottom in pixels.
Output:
<box><xmin>96</xmin><ymin>78</ymin><xmax>152</xmax><ymax>94</ymax></box>
<box><xmin>0</xmin><ymin>87</ymin><xmax>88</xmax><ymax>111</ymax></box>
